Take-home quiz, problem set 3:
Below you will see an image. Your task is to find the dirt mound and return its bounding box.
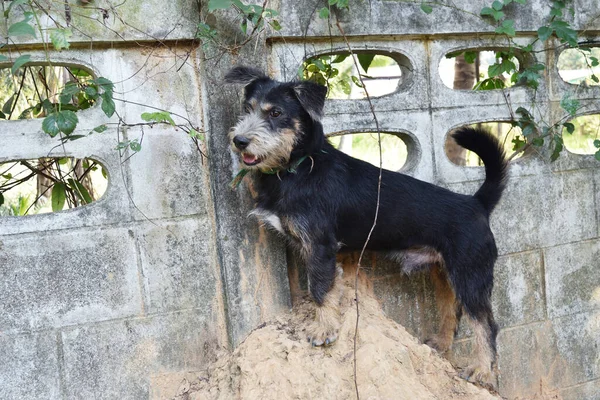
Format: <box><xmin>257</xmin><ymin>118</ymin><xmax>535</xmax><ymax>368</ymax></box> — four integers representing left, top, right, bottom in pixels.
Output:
<box><xmin>171</xmin><ymin>277</ymin><xmax>500</xmax><ymax>400</ymax></box>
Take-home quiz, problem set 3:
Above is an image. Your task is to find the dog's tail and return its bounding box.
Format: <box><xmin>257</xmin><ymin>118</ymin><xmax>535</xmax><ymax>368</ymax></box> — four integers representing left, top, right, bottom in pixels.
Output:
<box><xmin>451</xmin><ymin>127</ymin><xmax>509</xmax><ymax>214</ymax></box>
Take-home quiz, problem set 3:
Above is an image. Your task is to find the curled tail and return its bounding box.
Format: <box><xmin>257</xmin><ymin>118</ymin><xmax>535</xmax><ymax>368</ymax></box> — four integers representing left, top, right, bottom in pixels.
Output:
<box><xmin>451</xmin><ymin>127</ymin><xmax>509</xmax><ymax>214</ymax></box>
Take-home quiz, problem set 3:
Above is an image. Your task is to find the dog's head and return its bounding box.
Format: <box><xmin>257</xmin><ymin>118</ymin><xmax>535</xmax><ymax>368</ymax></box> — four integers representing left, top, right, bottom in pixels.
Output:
<box><xmin>224</xmin><ymin>66</ymin><xmax>327</xmax><ymax>171</ymax></box>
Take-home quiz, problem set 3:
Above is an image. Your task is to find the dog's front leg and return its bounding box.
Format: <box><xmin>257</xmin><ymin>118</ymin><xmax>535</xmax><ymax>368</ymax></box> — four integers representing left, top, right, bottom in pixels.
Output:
<box><xmin>303</xmin><ymin>240</ymin><xmax>343</xmax><ymax>347</ymax></box>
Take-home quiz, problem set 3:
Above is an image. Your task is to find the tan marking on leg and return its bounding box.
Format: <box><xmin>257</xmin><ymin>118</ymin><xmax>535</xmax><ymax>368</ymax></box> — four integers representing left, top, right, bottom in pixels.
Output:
<box><xmin>425</xmin><ymin>265</ymin><xmax>458</xmax><ymax>353</ymax></box>
<box><xmin>460</xmin><ymin>316</ymin><xmax>497</xmax><ymax>390</ymax></box>
<box><xmin>307</xmin><ymin>267</ymin><xmax>343</xmax><ymax>347</ymax></box>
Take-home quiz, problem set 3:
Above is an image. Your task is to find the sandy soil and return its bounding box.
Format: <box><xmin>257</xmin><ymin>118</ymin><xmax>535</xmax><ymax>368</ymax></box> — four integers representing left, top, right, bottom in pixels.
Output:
<box><xmin>166</xmin><ymin>274</ymin><xmax>504</xmax><ymax>400</ymax></box>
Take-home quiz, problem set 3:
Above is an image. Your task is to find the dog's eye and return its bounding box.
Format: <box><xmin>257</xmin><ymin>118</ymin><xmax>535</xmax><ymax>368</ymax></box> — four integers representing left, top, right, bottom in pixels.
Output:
<box><xmin>269</xmin><ymin>109</ymin><xmax>281</xmax><ymax>118</ymax></box>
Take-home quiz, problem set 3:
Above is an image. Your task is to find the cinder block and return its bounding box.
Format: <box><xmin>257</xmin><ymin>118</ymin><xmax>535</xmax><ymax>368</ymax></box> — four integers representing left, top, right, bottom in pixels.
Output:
<box><xmin>61</xmin><ymin>309</ymin><xmax>221</xmax><ymax>400</ymax></box>
<box><xmin>544</xmin><ymin>239</ymin><xmax>600</xmax><ymax>319</ymax></box>
<box><xmin>372</xmin><ymin>272</ymin><xmax>438</xmax><ymax>341</ymax></box>
<box><xmin>449</xmin><ymin>170</ymin><xmax>598</xmax><ymax>254</ymax></box>
<box><xmin>0</xmin><ymin>332</ymin><xmax>61</xmax><ymax>400</ymax></box>
<box><xmin>496</xmin><ymin>321</ymin><xmax>566</xmax><ymax>399</ymax></box>
<box><xmin>136</xmin><ymin>217</ymin><xmax>217</xmax><ymax>314</ymax></box>
<box><xmin>553</xmin><ymin>311</ymin><xmax>600</xmax><ymax>385</ymax></box>
<box><xmin>492</xmin><ymin>250</ymin><xmax>546</xmax><ymax>328</ymax></box>
<box><xmin>125</xmin><ymin>126</ymin><xmax>209</xmax><ymax>220</ymax></box>
<box><xmin>0</xmin><ymin>228</ymin><xmax>142</xmax><ymax>333</ymax></box>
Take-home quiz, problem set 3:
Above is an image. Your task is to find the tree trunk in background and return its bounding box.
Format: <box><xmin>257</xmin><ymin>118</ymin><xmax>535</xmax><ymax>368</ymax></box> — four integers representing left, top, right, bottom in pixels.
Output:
<box><xmin>446</xmin><ymin>54</ymin><xmax>477</xmax><ymax>166</ymax></box>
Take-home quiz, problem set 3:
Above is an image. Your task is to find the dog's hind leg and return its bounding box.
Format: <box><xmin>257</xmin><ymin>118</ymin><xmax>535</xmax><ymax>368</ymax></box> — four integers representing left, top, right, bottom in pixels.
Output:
<box><xmin>459</xmin><ymin>309</ymin><xmax>498</xmax><ymax>391</ymax></box>
<box><xmin>425</xmin><ymin>264</ymin><xmax>461</xmax><ymax>353</ymax></box>
<box><xmin>451</xmin><ymin>260</ymin><xmax>499</xmax><ymax>390</ymax></box>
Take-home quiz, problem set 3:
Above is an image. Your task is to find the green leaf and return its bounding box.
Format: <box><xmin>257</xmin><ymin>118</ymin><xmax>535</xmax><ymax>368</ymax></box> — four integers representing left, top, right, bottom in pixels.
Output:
<box><xmin>351</xmin><ymin>75</ymin><xmax>364</xmax><ymax>88</ymax></box>
<box><xmin>188</xmin><ymin>128</ymin><xmax>204</xmax><ymax>140</ymax></box>
<box><xmin>538</xmin><ymin>26</ymin><xmax>553</xmax><ymax>41</ymax></box>
<box><xmin>328</xmin><ymin>0</ymin><xmax>338</xmax><ymax>4</ymax></box>
<box><xmin>130</xmin><ymin>140</ymin><xmax>142</xmax><ymax>152</ymax></box>
<box><xmin>51</xmin><ymin>182</ymin><xmax>66</xmax><ymax>212</ymax></box>
<box><xmin>420</xmin><ymin>3</ymin><xmax>433</xmax><ymax>14</ymax></box>
<box><xmin>0</xmin><ymin>110</ymin><xmax>5</xmax><ymax>120</ymax></box>
<box><xmin>93</xmin><ymin>124</ymin><xmax>108</xmax><ymax>133</ymax></box>
<box><xmin>42</xmin><ymin>114</ymin><xmax>60</xmax><ymax>137</ymax></box>
<box><xmin>512</xmin><ymin>135</ymin><xmax>526</xmax><ymax>150</ymax></box>
<box><xmin>550</xmin><ymin>134</ymin><xmax>563</xmax><ymax>162</ymax></box>
<box><xmin>269</xmin><ymin>19</ymin><xmax>281</xmax><ymax>31</ymax></box>
<box><xmin>551</xmin><ymin>20</ymin><xmax>578</xmax><ymax>47</ymax></box>
<box><xmin>532</xmin><ymin>137</ymin><xmax>544</xmax><ymax>146</ymax></box>
<box><xmin>464</xmin><ymin>51</ymin><xmax>478</xmax><ymax>64</ymax></box>
<box><xmin>0</xmin><ymin>193</ymin><xmax>3</xmax><ymax>207</ymax></box>
<box><xmin>357</xmin><ymin>54</ymin><xmax>375</xmax><ymax>73</ymax></box>
<box><xmin>481</xmin><ymin>7</ymin><xmax>504</xmax><ymax>21</ymax></box>
<box><xmin>68</xmin><ymin>179</ymin><xmax>93</xmax><ymax>204</ymax></box>
<box><xmin>592</xmin><ymin>75</ymin><xmax>600</xmax><ymax>84</ymax></box>
<box><xmin>563</xmin><ymin>122</ymin><xmax>575</xmax><ymax>134</ymax></box>
<box><xmin>11</xmin><ymin>54</ymin><xmax>31</xmax><ymax>74</ymax></box>
<box><xmin>2</xmin><ymin>94</ymin><xmax>15</xmax><ymax>115</ymax></box>
<box><xmin>590</xmin><ymin>56</ymin><xmax>599</xmax><ymax>67</ymax></box>
<box><xmin>492</xmin><ymin>0</ymin><xmax>504</xmax><ymax>10</ymax></box>
<box><xmin>593</xmin><ymin>139</ymin><xmax>600</xmax><ymax>148</ymax></box>
<box><xmin>56</xmin><ymin>110</ymin><xmax>78</xmax><ymax>135</ymax></box>
<box><xmin>319</xmin><ymin>7</ymin><xmax>329</xmax><ymax>19</ymax></box>
<box><xmin>240</xmin><ymin>19</ymin><xmax>247</xmax><ymax>35</ymax></box>
<box><xmin>101</xmin><ymin>92</ymin><xmax>115</xmax><ymax>117</ymax></box>
<box><xmin>495</xmin><ymin>19</ymin><xmax>516</xmax><ymax>36</ymax></box>
<box><xmin>95</xmin><ymin>77</ymin><xmax>114</xmax><ymax>93</ymax></box>
<box><xmin>595</xmin><ymin>150</ymin><xmax>600</xmax><ymax>161</ymax></box>
<box><xmin>208</xmin><ymin>0</ymin><xmax>233</xmax><ymax>11</ymax></box>
<box><xmin>0</xmin><ymin>54</ymin><xmax>8</xmax><ymax>62</ymax></box>
<box><xmin>50</xmin><ymin>28</ymin><xmax>72</xmax><ymax>51</ymax></box>
<box><xmin>141</xmin><ymin>111</ymin><xmax>175</xmax><ymax>125</ymax></box>
<box><xmin>60</xmin><ymin>82</ymin><xmax>81</xmax><ymax>104</ymax></box>
<box><xmin>8</xmin><ymin>21</ymin><xmax>36</xmax><ymax>38</ymax></box>
<box><xmin>560</xmin><ymin>96</ymin><xmax>579</xmax><ymax>116</ymax></box>
<box><xmin>84</xmin><ymin>86</ymin><xmax>98</xmax><ymax>98</ymax></box>
<box><xmin>337</xmin><ymin>0</ymin><xmax>348</xmax><ymax>8</ymax></box>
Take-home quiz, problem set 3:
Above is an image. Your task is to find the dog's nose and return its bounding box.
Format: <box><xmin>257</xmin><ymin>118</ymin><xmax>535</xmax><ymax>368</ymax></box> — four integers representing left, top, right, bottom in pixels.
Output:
<box><xmin>233</xmin><ymin>135</ymin><xmax>250</xmax><ymax>150</ymax></box>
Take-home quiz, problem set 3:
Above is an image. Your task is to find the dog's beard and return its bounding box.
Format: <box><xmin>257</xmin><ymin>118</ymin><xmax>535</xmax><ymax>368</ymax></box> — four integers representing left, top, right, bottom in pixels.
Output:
<box><xmin>230</xmin><ymin>114</ymin><xmax>298</xmax><ymax>170</ymax></box>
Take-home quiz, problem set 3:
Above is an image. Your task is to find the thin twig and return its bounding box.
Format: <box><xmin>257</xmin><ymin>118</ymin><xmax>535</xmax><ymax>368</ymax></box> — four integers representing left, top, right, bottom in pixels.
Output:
<box><xmin>335</xmin><ymin>17</ymin><xmax>384</xmax><ymax>400</ymax></box>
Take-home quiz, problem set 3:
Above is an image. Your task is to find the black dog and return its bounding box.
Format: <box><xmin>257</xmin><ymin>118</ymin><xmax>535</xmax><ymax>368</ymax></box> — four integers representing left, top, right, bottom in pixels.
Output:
<box><xmin>225</xmin><ymin>66</ymin><xmax>508</xmax><ymax>389</ymax></box>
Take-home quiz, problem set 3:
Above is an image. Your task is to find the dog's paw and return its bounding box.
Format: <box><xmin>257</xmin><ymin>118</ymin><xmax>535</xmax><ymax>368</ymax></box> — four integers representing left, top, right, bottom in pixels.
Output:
<box><xmin>306</xmin><ymin>321</ymin><xmax>338</xmax><ymax>347</ymax></box>
<box><xmin>305</xmin><ymin>297</ymin><xmax>341</xmax><ymax>347</ymax></box>
<box><xmin>424</xmin><ymin>334</ymin><xmax>452</xmax><ymax>353</ymax></box>
<box><xmin>459</xmin><ymin>365</ymin><xmax>497</xmax><ymax>391</ymax></box>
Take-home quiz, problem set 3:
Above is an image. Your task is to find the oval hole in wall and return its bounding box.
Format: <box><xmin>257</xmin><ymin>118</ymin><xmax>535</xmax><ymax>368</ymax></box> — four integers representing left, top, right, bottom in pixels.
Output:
<box><xmin>0</xmin><ymin>64</ymin><xmax>96</xmax><ymax>120</ymax></box>
<box><xmin>0</xmin><ymin>157</ymin><xmax>108</xmax><ymax>216</ymax></box>
<box><xmin>439</xmin><ymin>49</ymin><xmax>526</xmax><ymax>90</ymax></box>
<box><xmin>558</xmin><ymin>47</ymin><xmax>600</xmax><ymax>86</ymax></box>
<box><xmin>445</xmin><ymin>122</ymin><xmax>523</xmax><ymax>166</ymax></box>
<box><xmin>328</xmin><ymin>132</ymin><xmax>408</xmax><ymax>171</ymax></box>
<box><xmin>301</xmin><ymin>52</ymin><xmax>407</xmax><ymax>99</ymax></box>
<box><xmin>562</xmin><ymin>114</ymin><xmax>600</xmax><ymax>155</ymax></box>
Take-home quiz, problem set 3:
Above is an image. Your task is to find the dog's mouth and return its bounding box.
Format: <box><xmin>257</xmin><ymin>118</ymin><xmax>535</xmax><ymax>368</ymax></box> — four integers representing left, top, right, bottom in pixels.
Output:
<box><xmin>242</xmin><ymin>152</ymin><xmax>262</xmax><ymax>166</ymax></box>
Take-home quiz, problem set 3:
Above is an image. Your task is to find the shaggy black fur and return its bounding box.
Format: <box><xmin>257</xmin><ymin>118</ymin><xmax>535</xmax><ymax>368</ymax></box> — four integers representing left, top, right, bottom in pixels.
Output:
<box><xmin>225</xmin><ymin>66</ymin><xmax>509</xmax><ymax>378</ymax></box>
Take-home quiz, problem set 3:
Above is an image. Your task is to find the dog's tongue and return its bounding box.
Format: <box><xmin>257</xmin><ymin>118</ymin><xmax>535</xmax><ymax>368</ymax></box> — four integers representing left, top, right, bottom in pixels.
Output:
<box><xmin>243</xmin><ymin>153</ymin><xmax>258</xmax><ymax>164</ymax></box>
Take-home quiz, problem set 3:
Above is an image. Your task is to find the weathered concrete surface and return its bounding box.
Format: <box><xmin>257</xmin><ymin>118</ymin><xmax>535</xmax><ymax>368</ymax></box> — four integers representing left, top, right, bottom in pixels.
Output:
<box><xmin>0</xmin><ymin>332</ymin><xmax>61</xmax><ymax>400</ymax></box>
<box><xmin>60</xmin><ymin>310</ymin><xmax>220</xmax><ymax>400</ymax></box>
<box><xmin>1</xmin><ymin>0</ymin><xmax>600</xmax><ymax>399</ymax></box>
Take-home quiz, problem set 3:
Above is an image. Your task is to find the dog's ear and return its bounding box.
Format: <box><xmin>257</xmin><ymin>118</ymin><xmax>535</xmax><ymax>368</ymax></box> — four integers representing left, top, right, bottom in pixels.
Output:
<box><xmin>224</xmin><ymin>66</ymin><xmax>268</xmax><ymax>85</ymax></box>
<box><xmin>293</xmin><ymin>81</ymin><xmax>327</xmax><ymax>121</ymax></box>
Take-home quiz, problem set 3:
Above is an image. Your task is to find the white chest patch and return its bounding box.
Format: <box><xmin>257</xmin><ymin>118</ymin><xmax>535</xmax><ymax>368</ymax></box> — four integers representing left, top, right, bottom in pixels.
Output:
<box><xmin>249</xmin><ymin>208</ymin><xmax>285</xmax><ymax>234</ymax></box>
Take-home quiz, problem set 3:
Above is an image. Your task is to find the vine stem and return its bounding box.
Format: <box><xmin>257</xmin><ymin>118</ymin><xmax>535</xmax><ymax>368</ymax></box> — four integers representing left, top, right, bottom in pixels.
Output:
<box><xmin>335</xmin><ymin>17</ymin><xmax>384</xmax><ymax>400</ymax></box>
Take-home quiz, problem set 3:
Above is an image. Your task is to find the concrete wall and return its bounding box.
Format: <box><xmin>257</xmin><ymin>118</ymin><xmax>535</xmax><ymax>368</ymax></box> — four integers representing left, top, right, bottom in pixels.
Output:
<box><xmin>0</xmin><ymin>0</ymin><xmax>598</xmax><ymax>399</ymax></box>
